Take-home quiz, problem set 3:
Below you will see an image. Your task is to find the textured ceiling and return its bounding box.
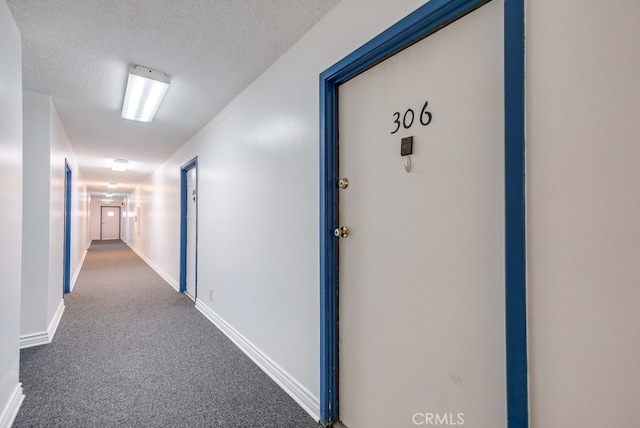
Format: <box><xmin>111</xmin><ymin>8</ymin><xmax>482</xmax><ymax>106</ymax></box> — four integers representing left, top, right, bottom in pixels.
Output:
<box><xmin>7</xmin><ymin>0</ymin><xmax>340</xmax><ymax>195</ymax></box>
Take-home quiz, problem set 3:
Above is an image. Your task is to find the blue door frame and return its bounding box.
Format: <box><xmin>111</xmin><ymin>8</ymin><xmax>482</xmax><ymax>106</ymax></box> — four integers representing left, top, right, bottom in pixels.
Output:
<box><xmin>63</xmin><ymin>159</ymin><xmax>72</xmax><ymax>294</ymax></box>
<box><xmin>179</xmin><ymin>157</ymin><xmax>198</xmax><ymax>295</ymax></box>
<box><xmin>319</xmin><ymin>0</ymin><xmax>526</xmax><ymax>425</ymax></box>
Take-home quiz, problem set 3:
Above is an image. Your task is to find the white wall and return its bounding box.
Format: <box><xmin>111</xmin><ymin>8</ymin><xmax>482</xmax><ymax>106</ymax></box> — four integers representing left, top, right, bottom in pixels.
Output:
<box><xmin>21</xmin><ymin>91</ymin><xmax>51</xmax><ymax>336</ymax></box>
<box><xmin>526</xmin><ymin>1</ymin><xmax>640</xmax><ymax>426</ymax></box>
<box><xmin>126</xmin><ymin>0</ymin><xmax>640</xmax><ymax>424</ymax></box>
<box><xmin>0</xmin><ymin>1</ymin><xmax>23</xmax><ymax>426</ymax></box>
<box><xmin>49</xmin><ymin>100</ymin><xmax>90</xmax><ymax>296</ymax></box>
<box><xmin>125</xmin><ymin>0</ymin><xmax>427</xmax><ymax>418</ymax></box>
<box><xmin>70</xmin><ymin>134</ymin><xmax>91</xmax><ymax>289</ymax></box>
<box><xmin>20</xmin><ymin>91</ymin><xmax>90</xmax><ymax>341</ymax></box>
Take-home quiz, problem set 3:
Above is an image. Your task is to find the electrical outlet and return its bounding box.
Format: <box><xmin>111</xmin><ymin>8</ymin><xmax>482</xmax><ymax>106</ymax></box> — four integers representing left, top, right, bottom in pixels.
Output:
<box><xmin>208</xmin><ymin>287</ymin><xmax>213</xmax><ymax>301</ymax></box>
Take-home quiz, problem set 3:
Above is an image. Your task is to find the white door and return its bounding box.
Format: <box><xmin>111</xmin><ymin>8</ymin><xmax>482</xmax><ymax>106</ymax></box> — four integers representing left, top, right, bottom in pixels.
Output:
<box><xmin>101</xmin><ymin>206</ymin><xmax>120</xmax><ymax>240</ymax></box>
<box><xmin>337</xmin><ymin>2</ymin><xmax>506</xmax><ymax>427</ymax></box>
<box><xmin>185</xmin><ymin>167</ymin><xmax>197</xmax><ymax>299</ymax></box>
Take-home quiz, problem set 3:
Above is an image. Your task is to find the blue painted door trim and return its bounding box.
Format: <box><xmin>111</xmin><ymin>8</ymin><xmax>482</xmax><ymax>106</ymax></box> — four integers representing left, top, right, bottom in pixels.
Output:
<box><xmin>319</xmin><ymin>0</ymin><xmax>527</xmax><ymax>425</ymax></box>
<box><xmin>179</xmin><ymin>157</ymin><xmax>199</xmax><ymax>296</ymax></box>
<box><xmin>63</xmin><ymin>159</ymin><xmax>72</xmax><ymax>294</ymax></box>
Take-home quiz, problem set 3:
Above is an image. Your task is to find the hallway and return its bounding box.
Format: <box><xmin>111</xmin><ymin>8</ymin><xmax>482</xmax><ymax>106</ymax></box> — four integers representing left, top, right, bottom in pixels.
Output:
<box><xmin>2</xmin><ymin>1</ymin><xmax>640</xmax><ymax>427</ymax></box>
<box><xmin>14</xmin><ymin>241</ymin><xmax>320</xmax><ymax>428</ymax></box>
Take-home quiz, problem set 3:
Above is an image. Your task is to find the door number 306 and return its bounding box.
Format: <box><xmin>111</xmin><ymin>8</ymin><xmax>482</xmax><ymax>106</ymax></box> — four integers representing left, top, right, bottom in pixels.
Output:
<box><xmin>391</xmin><ymin>100</ymin><xmax>433</xmax><ymax>134</ymax></box>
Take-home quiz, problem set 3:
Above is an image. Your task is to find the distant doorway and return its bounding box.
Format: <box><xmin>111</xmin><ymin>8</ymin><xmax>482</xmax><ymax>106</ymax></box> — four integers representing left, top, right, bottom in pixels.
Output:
<box><xmin>100</xmin><ymin>206</ymin><xmax>121</xmax><ymax>240</ymax></box>
<box><xmin>180</xmin><ymin>157</ymin><xmax>198</xmax><ymax>300</ymax></box>
<box><xmin>63</xmin><ymin>159</ymin><xmax>72</xmax><ymax>294</ymax></box>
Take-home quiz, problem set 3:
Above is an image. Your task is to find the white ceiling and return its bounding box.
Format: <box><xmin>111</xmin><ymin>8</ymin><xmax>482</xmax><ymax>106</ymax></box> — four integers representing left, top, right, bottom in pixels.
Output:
<box><xmin>7</xmin><ymin>0</ymin><xmax>340</xmax><ymax>196</ymax></box>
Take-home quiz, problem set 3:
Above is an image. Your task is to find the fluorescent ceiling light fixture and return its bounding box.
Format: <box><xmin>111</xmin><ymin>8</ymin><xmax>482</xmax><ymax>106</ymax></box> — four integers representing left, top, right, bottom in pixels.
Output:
<box><xmin>106</xmin><ymin>183</ymin><xmax>119</xmax><ymax>189</ymax></box>
<box><xmin>105</xmin><ymin>193</ymin><xmax>113</xmax><ymax>197</ymax></box>
<box><xmin>121</xmin><ymin>65</ymin><xmax>170</xmax><ymax>123</ymax></box>
<box><xmin>112</xmin><ymin>159</ymin><xmax>129</xmax><ymax>172</ymax></box>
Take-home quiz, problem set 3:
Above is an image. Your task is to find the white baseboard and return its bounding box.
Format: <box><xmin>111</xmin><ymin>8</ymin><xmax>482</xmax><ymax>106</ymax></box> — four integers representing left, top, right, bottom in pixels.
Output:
<box><xmin>20</xmin><ymin>299</ymin><xmax>65</xmax><ymax>349</ymax></box>
<box><xmin>70</xmin><ymin>248</ymin><xmax>88</xmax><ymax>292</ymax></box>
<box><xmin>127</xmin><ymin>244</ymin><xmax>180</xmax><ymax>291</ymax></box>
<box><xmin>195</xmin><ymin>301</ymin><xmax>320</xmax><ymax>422</ymax></box>
<box><xmin>0</xmin><ymin>383</ymin><xmax>24</xmax><ymax>428</ymax></box>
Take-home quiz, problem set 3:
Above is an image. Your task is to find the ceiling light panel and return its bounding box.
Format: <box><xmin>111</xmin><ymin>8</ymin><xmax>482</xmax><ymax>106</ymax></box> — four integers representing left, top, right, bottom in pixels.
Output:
<box><xmin>121</xmin><ymin>65</ymin><xmax>170</xmax><ymax>123</ymax></box>
<box><xmin>112</xmin><ymin>159</ymin><xmax>129</xmax><ymax>171</ymax></box>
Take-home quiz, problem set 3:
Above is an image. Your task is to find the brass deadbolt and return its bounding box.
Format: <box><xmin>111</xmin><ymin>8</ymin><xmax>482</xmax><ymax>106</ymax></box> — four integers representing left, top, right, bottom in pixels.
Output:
<box><xmin>338</xmin><ymin>178</ymin><xmax>349</xmax><ymax>189</ymax></box>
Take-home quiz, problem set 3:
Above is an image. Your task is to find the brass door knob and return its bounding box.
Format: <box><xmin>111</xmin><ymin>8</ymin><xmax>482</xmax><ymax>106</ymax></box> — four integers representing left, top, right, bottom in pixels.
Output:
<box><xmin>334</xmin><ymin>226</ymin><xmax>350</xmax><ymax>238</ymax></box>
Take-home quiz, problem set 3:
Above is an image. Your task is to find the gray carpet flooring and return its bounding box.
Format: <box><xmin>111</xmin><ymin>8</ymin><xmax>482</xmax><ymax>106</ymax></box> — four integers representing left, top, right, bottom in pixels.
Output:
<box><xmin>14</xmin><ymin>240</ymin><xmax>321</xmax><ymax>428</ymax></box>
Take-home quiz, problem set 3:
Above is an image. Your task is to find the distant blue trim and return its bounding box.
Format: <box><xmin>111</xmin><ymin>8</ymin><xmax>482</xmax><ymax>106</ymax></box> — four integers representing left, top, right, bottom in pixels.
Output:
<box><xmin>63</xmin><ymin>159</ymin><xmax>72</xmax><ymax>294</ymax></box>
<box><xmin>179</xmin><ymin>157</ymin><xmax>198</xmax><ymax>296</ymax></box>
<box><xmin>319</xmin><ymin>0</ymin><xmax>526</xmax><ymax>425</ymax></box>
